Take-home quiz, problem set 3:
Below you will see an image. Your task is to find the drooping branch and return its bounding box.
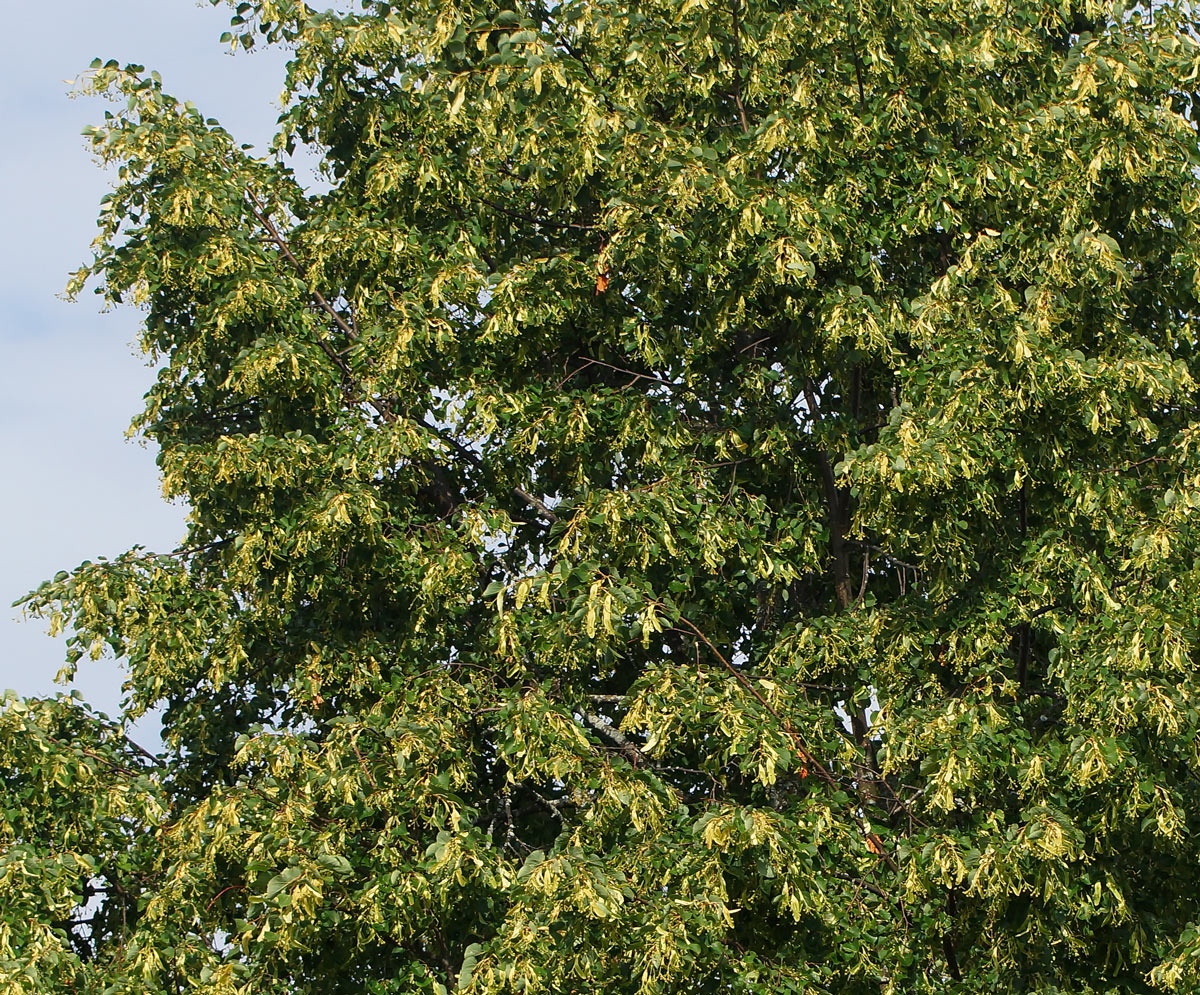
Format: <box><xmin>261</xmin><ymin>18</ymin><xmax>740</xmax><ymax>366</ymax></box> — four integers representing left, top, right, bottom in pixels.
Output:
<box><xmin>673</xmin><ymin>615</ymin><xmax>898</xmax><ymax>873</ymax></box>
<box><xmin>243</xmin><ymin>190</ymin><xmax>558</xmax><ymax>526</ymax></box>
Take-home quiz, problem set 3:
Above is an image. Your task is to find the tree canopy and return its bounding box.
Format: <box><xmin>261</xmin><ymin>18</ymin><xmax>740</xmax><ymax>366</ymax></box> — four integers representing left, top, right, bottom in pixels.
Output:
<box><xmin>6</xmin><ymin>0</ymin><xmax>1200</xmax><ymax>991</ymax></box>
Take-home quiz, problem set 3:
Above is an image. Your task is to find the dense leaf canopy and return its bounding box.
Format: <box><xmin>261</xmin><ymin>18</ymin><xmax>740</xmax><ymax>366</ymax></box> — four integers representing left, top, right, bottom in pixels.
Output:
<box><xmin>6</xmin><ymin>0</ymin><xmax>1200</xmax><ymax>991</ymax></box>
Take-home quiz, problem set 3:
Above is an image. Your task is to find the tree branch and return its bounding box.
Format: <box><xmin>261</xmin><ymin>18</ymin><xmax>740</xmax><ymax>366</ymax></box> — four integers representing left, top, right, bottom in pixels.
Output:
<box><xmin>244</xmin><ymin>190</ymin><xmax>558</xmax><ymax>526</ymax></box>
<box><xmin>582</xmin><ymin>711</ymin><xmax>643</xmax><ymax>765</ymax></box>
<box><xmin>673</xmin><ymin>615</ymin><xmax>898</xmax><ymax>873</ymax></box>
<box><xmin>730</xmin><ymin>0</ymin><xmax>751</xmax><ymax>134</ymax></box>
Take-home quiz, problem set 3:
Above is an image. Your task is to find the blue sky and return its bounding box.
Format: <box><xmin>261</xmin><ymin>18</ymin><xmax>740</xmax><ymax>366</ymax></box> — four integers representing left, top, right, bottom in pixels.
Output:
<box><xmin>1</xmin><ymin>1</ymin><xmax>296</xmax><ymax>723</ymax></box>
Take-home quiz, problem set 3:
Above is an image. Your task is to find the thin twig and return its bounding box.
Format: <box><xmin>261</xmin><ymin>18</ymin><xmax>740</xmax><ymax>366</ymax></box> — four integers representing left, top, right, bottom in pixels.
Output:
<box><xmin>673</xmin><ymin>615</ymin><xmax>898</xmax><ymax>872</ymax></box>
<box><xmin>856</xmin><ymin>546</ymin><xmax>870</xmax><ymax>604</ymax></box>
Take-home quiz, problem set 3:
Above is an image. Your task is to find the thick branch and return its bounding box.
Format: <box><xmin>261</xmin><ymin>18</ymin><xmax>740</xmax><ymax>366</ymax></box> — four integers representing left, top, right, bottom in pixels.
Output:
<box><xmin>803</xmin><ymin>381</ymin><xmax>853</xmax><ymax>610</ymax></box>
<box><xmin>583</xmin><ymin>712</ymin><xmax>644</xmax><ymax>765</ymax></box>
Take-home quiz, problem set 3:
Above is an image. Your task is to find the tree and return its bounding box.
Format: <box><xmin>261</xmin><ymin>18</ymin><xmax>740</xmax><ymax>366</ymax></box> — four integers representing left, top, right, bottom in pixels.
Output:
<box><xmin>5</xmin><ymin>0</ymin><xmax>1200</xmax><ymax>990</ymax></box>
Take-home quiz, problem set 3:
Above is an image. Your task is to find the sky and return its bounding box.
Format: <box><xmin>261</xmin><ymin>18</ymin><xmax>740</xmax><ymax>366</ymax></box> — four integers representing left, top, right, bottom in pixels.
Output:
<box><xmin>0</xmin><ymin>1</ymin><xmax>298</xmax><ymax>725</ymax></box>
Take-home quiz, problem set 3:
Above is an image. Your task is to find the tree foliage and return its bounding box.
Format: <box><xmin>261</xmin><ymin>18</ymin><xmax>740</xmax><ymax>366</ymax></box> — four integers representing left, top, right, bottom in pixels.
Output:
<box><xmin>6</xmin><ymin>0</ymin><xmax>1200</xmax><ymax>990</ymax></box>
